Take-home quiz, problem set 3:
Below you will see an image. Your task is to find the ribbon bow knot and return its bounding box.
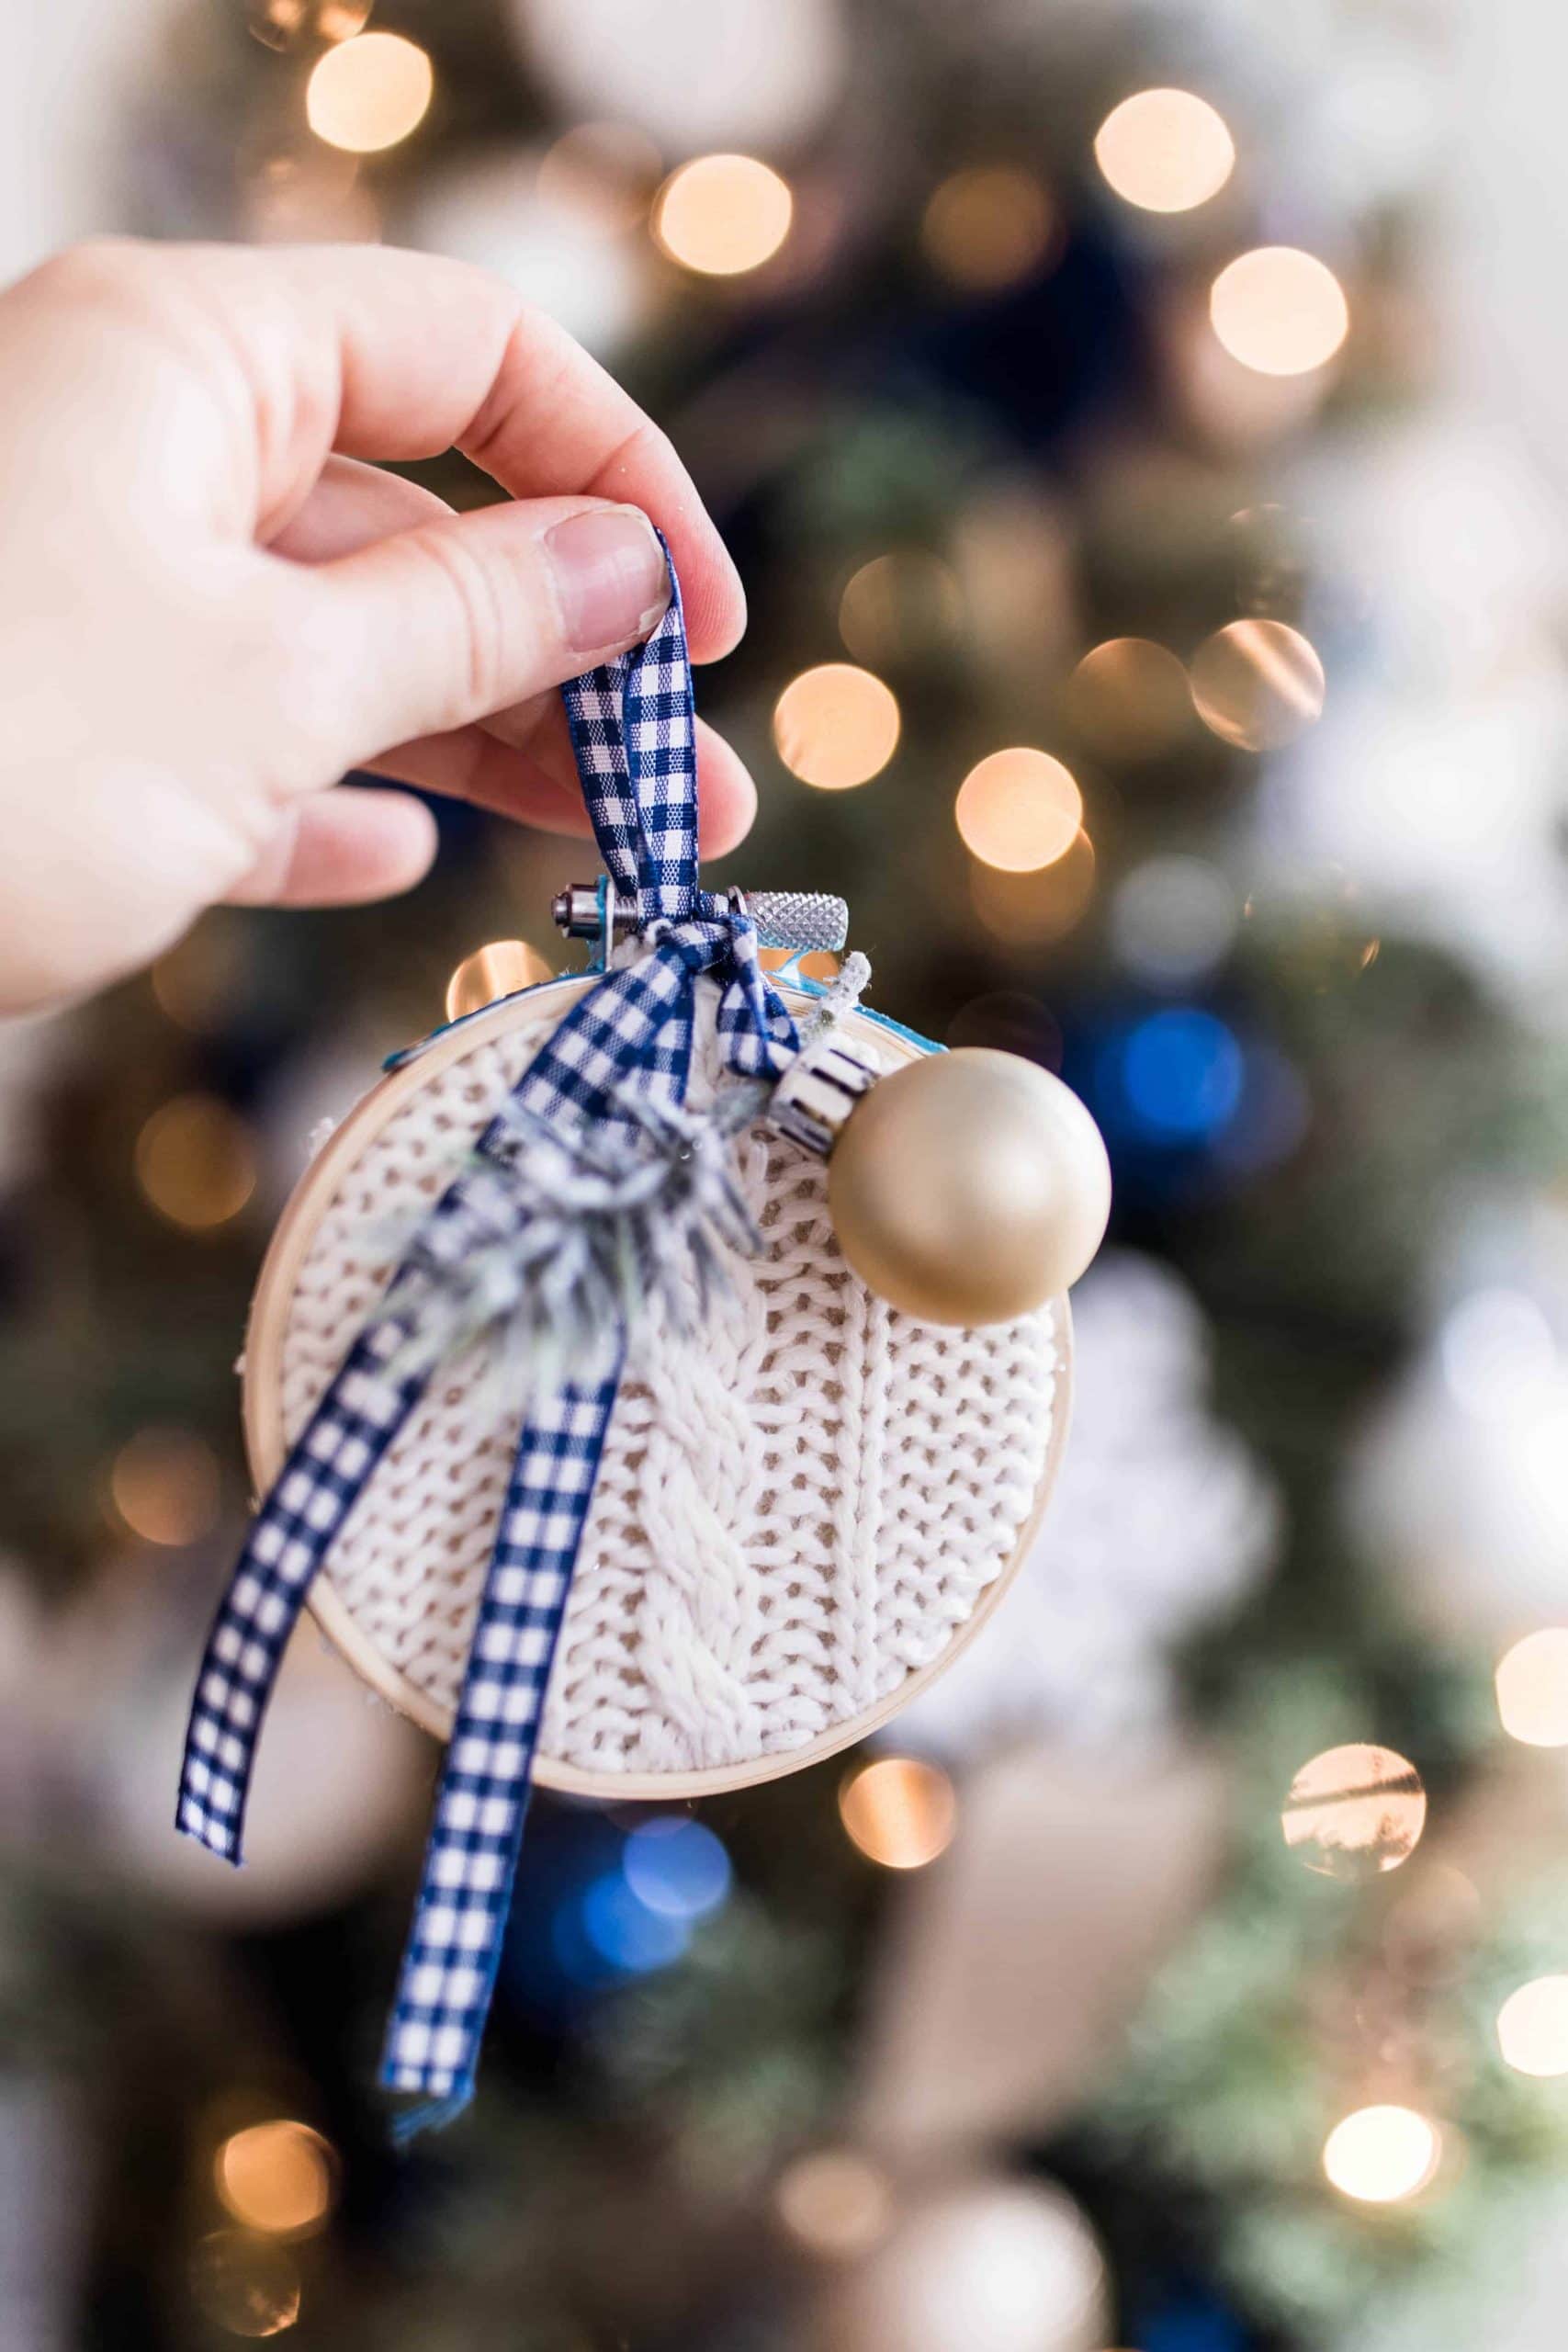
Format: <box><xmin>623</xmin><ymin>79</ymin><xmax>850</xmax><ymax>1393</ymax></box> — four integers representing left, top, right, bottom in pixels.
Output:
<box><xmin>177</xmin><ymin>553</ymin><xmax>801</xmax><ymax>2129</ymax></box>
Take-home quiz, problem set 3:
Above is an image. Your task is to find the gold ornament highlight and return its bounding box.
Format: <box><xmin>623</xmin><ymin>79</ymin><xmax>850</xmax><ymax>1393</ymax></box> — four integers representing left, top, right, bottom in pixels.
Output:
<box><xmin>827</xmin><ymin>1048</ymin><xmax>1111</xmax><ymax>1326</ymax></box>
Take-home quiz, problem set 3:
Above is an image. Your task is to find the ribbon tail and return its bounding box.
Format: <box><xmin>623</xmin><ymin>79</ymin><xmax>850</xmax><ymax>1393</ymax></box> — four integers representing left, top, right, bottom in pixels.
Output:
<box><xmin>378</xmin><ymin>1366</ymin><xmax>622</xmax><ymax>2130</ymax></box>
<box><xmin>713</xmin><ymin>910</ymin><xmax>799</xmax><ymax>1079</ymax></box>
<box><xmin>389</xmin><ymin>2088</ymin><xmax>473</xmax><ymax>2145</ymax></box>
<box><xmin>175</xmin><ymin>1311</ymin><xmax>425</xmax><ymax>1864</ymax></box>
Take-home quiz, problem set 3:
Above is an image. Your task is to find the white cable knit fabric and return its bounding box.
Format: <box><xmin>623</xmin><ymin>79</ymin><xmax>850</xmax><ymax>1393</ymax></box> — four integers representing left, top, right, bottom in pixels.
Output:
<box><xmin>271</xmin><ymin>982</ymin><xmax>1060</xmax><ymax>1780</ymax></box>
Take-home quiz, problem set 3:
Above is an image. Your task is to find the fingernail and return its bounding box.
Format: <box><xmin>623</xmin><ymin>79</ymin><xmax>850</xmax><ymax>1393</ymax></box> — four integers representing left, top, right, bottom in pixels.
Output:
<box><xmin>546</xmin><ymin>508</ymin><xmax>669</xmax><ymax>654</ymax></box>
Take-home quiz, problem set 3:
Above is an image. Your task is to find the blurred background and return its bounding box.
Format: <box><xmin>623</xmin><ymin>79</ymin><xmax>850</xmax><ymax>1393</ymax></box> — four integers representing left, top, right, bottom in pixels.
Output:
<box><xmin>6</xmin><ymin>0</ymin><xmax>1568</xmax><ymax>2346</ymax></box>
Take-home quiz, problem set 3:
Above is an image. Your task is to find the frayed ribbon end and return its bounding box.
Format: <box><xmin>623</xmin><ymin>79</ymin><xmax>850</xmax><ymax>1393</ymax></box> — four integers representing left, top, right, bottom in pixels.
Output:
<box><xmin>386</xmin><ymin>2085</ymin><xmax>475</xmax><ymax>2145</ymax></box>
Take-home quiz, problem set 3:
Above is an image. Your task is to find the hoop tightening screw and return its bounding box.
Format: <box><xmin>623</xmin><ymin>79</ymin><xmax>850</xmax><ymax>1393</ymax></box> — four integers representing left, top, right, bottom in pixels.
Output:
<box><xmin>551</xmin><ymin>885</ymin><xmax>850</xmax><ymax>957</ymax></box>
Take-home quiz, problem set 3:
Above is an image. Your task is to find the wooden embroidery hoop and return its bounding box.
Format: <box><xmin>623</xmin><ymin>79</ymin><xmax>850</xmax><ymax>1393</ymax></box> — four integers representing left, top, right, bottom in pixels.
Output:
<box><xmin>243</xmin><ymin>975</ymin><xmax>1074</xmax><ymax>1802</ymax></box>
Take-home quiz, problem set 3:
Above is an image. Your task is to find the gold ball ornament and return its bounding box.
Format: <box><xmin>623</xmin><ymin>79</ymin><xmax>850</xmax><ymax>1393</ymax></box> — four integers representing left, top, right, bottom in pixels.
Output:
<box><xmin>827</xmin><ymin>1048</ymin><xmax>1111</xmax><ymax>1326</ymax></box>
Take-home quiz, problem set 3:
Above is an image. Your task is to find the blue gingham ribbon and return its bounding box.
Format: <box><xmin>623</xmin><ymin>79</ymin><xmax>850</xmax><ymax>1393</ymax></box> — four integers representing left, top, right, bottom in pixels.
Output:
<box><xmin>175</xmin><ymin>550</ymin><xmax>799</xmax><ymax>2127</ymax></box>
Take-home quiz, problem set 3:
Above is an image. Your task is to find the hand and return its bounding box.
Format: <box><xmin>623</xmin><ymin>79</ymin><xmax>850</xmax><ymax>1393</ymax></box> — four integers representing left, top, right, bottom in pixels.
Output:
<box><xmin>0</xmin><ymin>239</ymin><xmax>754</xmax><ymax>1013</ymax></box>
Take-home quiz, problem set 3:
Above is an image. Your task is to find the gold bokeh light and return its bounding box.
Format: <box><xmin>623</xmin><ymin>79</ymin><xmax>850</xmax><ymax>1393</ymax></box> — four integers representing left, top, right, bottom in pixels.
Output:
<box><xmin>921</xmin><ymin>167</ymin><xmax>1057</xmax><ymax>290</ymax></box>
<box><xmin>1190</xmin><ymin>619</ymin><xmax>1325</xmax><ymax>752</ymax></box>
<box><xmin>773</xmin><ymin>663</ymin><xmax>901</xmax><ymax>790</ymax></box>
<box><xmin>110</xmin><ymin>1430</ymin><xmax>223</xmax><ymax>1548</ymax></box>
<box><xmin>306</xmin><ymin>31</ymin><xmax>433</xmax><ymax>155</ymax></box>
<box><xmin>249</xmin><ymin>0</ymin><xmax>370</xmax><ymax>49</ymax></box>
<box><xmin>188</xmin><ymin>2230</ymin><xmax>302</xmax><ymax>2337</ymax></box>
<box><xmin>1210</xmin><ymin>246</ymin><xmax>1349</xmax><ymax>377</ymax></box>
<box><xmin>653</xmin><ymin>154</ymin><xmax>793</xmax><ymax>277</ymax></box>
<box><xmin>1068</xmin><ymin>638</ymin><xmax>1192</xmax><ymax>759</ymax></box>
<box><xmin>538</xmin><ymin>120</ymin><xmax>663</xmax><ymax>236</ymax></box>
<box><xmin>135</xmin><ymin>1096</ymin><xmax>257</xmax><ymax>1231</ymax></box>
<box><xmin>244</xmin><ymin>146</ymin><xmax>380</xmax><ymax>245</ymax></box>
<box><xmin>1496</xmin><ymin>1976</ymin><xmax>1568</xmax><ymax>2077</ymax></box>
<box><xmin>838</xmin><ymin>551</ymin><xmax>964</xmax><ymax>665</ymax></box>
<box><xmin>446</xmin><ymin>940</ymin><xmax>553</xmax><ymax>1023</ymax></box>
<box><xmin>955</xmin><ymin>748</ymin><xmax>1083</xmax><ymax>871</ymax></box>
<box><xmin>1322</xmin><ymin>2105</ymin><xmax>1442</xmax><ymax>2205</ymax></box>
<box><xmin>1280</xmin><ymin>1743</ymin><xmax>1427</xmax><ymax>1881</ymax></box>
<box><xmin>774</xmin><ymin>2148</ymin><xmax>893</xmax><ymax>2256</ymax></box>
<box><xmin>1495</xmin><ymin>1628</ymin><xmax>1568</xmax><ymax>1747</ymax></box>
<box><xmin>216</xmin><ymin>2121</ymin><xmax>336</xmax><ymax>2239</ymax></box>
<box><xmin>838</xmin><ymin>1757</ymin><xmax>956</xmax><ymax>1871</ymax></box>
<box><xmin>1094</xmin><ymin>89</ymin><xmax>1235</xmax><ymax>214</ymax></box>
<box><xmin>971</xmin><ymin>831</ymin><xmax>1096</xmax><ymax>947</ymax></box>
<box><xmin>151</xmin><ymin>923</ymin><xmax>246</xmax><ymax>1032</ymax></box>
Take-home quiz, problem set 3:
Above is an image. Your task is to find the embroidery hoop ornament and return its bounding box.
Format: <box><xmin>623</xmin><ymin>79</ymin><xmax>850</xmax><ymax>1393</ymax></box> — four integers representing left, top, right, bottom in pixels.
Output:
<box><xmin>241</xmin><ymin>970</ymin><xmax>1076</xmax><ymax>1800</ymax></box>
<box><xmin>178</xmin><ymin>547</ymin><xmax>1110</xmax><ymax>2127</ymax></box>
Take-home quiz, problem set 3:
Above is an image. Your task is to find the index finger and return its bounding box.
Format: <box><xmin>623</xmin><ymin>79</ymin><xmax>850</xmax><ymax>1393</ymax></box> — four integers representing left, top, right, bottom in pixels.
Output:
<box><xmin>119</xmin><ymin>239</ymin><xmax>745</xmax><ymax>663</ymax></box>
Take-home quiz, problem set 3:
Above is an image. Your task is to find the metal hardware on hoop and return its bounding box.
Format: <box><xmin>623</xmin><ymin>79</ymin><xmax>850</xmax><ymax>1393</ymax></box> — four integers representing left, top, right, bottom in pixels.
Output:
<box><xmin>552</xmin><ymin>880</ymin><xmax>849</xmax><ymax>960</ymax></box>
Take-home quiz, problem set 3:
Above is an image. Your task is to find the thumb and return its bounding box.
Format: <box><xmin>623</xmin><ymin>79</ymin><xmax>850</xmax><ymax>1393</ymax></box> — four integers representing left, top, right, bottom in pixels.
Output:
<box><xmin>307</xmin><ymin>497</ymin><xmax>671</xmax><ymax>763</ymax></box>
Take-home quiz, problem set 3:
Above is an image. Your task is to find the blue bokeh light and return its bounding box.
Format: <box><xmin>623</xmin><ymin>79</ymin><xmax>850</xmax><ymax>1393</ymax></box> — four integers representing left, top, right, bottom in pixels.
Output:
<box><xmin>579</xmin><ymin>1871</ymin><xmax>693</xmax><ymax>1973</ymax></box>
<box><xmin>1212</xmin><ymin>1042</ymin><xmax>1310</xmax><ymax>1174</ymax></box>
<box><xmin>549</xmin><ymin>1888</ymin><xmax>618</xmax><ymax>1991</ymax></box>
<box><xmin>1133</xmin><ymin>2284</ymin><xmax>1250</xmax><ymax>2352</ymax></box>
<box><xmin>622</xmin><ymin>1818</ymin><xmax>732</xmax><ymax>1922</ymax></box>
<box><xmin>1118</xmin><ymin>1009</ymin><xmax>1245</xmax><ymax>1139</ymax></box>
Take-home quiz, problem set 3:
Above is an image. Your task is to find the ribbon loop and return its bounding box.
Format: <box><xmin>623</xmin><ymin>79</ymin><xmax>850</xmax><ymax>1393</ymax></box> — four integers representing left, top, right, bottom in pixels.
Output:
<box><xmin>177</xmin><ymin>541</ymin><xmax>800</xmax><ymax>2128</ymax></box>
<box><xmin>561</xmin><ymin>570</ymin><xmax>700</xmax><ymax>924</ymax></box>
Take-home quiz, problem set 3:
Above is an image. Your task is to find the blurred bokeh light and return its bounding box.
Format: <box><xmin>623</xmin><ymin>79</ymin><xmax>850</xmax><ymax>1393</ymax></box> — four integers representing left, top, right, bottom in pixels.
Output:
<box><xmin>248</xmin><ymin>1</ymin><xmax>370</xmax><ymax>52</ymax></box>
<box><xmin>1111</xmin><ymin>1007</ymin><xmax>1245</xmax><ymax>1142</ymax></box>
<box><xmin>188</xmin><ymin>2231</ymin><xmax>302</xmax><ymax>2337</ymax></box>
<box><xmin>838</xmin><ymin>551</ymin><xmax>965</xmax><ymax>665</ymax></box>
<box><xmin>537</xmin><ymin>120</ymin><xmax>663</xmax><ymax>234</ymax></box>
<box><xmin>955</xmin><ymin>749</ymin><xmax>1083</xmax><ymax>871</ymax></box>
<box><xmin>1111</xmin><ymin>855</ymin><xmax>1238</xmax><ymax>988</ymax></box>
<box><xmin>1067</xmin><ymin>638</ymin><xmax>1192</xmax><ymax>759</ymax></box>
<box><xmin>920</xmin><ymin>167</ymin><xmax>1057</xmax><ymax>290</ymax></box>
<box><xmin>446</xmin><ymin>940</ymin><xmax>554</xmax><ymax>1023</ymax></box>
<box><xmin>214</xmin><ymin>2122</ymin><xmax>335</xmax><ymax>2239</ymax></box>
<box><xmin>1280</xmin><ymin>1743</ymin><xmax>1427</xmax><ymax>1880</ymax></box>
<box><xmin>109</xmin><ymin>1430</ymin><xmax>223</xmax><ymax>1548</ymax></box>
<box><xmin>151</xmin><ymin>926</ymin><xmax>248</xmax><ymax>1033</ymax></box>
<box><xmin>773</xmin><ymin>663</ymin><xmax>900</xmax><ymax>788</ymax></box>
<box><xmin>1496</xmin><ymin>1976</ymin><xmax>1568</xmax><ymax>2077</ymax></box>
<box><xmin>305</xmin><ymin>31</ymin><xmax>434</xmax><ymax>154</ymax></box>
<box><xmin>243</xmin><ymin>144</ymin><xmax>380</xmax><ymax>244</ymax></box>
<box><xmin>1210</xmin><ymin>246</ymin><xmax>1349</xmax><ymax>376</ymax></box>
<box><xmin>1322</xmin><ymin>2106</ymin><xmax>1442</xmax><ymax>2204</ymax></box>
<box><xmin>970</xmin><ymin>833</ymin><xmax>1097</xmax><ymax>947</ymax></box>
<box><xmin>575</xmin><ymin>1871</ymin><xmax>691</xmax><ymax>1973</ymax></box>
<box><xmin>621</xmin><ymin>1817</ymin><xmax>731</xmax><ymax>1920</ymax></box>
<box><xmin>1093</xmin><ymin>88</ymin><xmax>1235</xmax><ymax>214</ymax></box>
<box><xmin>1495</xmin><ymin>1628</ymin><xmax>1568</xmax><ymax>1747</ymax></box>
<box><xmin>1441</xmin><ymin>1289</ymin><xmax>1559</xmax><ymax>1422</ymax></box>
<box><xmin>521</xmin><ymin>0</ymin><xmax>845</xmax><ymax>153</ymax></box>
<box><xmin>135</xmin><ymin>1097</ymin><xmax>257</xmax><ymax>1231</ymax></box>
<box><xmin>409</xmin><ymin>147</ymin><xmax>652</xmax><ymax>356</ymax></box>
<box><xmin>1190</xmin><ymin>619</ymin><xmax>1325</xmax><ymax>751</ymax></box>
<box><xmin>774</xmin><ymin>2148</ymin><xmax>893</xmax><ymax>2256</ymax></box>
<box><xmin>654</xmin><ymin>154</ymin><xmax>793</xmax><ymax>276</ymax></box>
<box><xmin>839</xmin><ymin>1758</ymin><xmax>956</xmax><ymax>1870</ymax></box>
